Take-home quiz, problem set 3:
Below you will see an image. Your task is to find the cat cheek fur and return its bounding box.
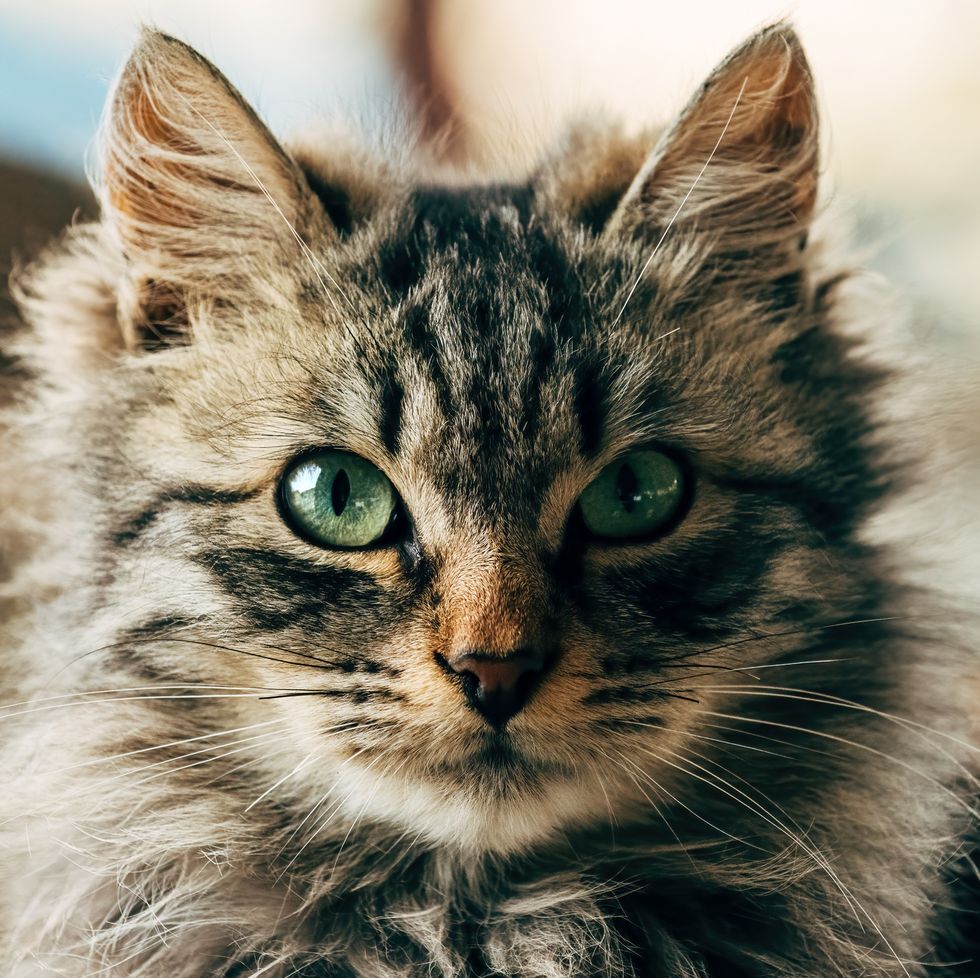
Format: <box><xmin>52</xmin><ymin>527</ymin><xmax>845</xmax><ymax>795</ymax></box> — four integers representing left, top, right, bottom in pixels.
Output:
<box><xmin>1</xmin><ymin>21</ymin><xmax>977</xmax><ymax>978</ymax></box>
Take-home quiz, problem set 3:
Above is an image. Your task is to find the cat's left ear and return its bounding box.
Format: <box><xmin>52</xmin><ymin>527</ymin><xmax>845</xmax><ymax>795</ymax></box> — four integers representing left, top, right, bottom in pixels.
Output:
<box><xmin>97</xmin><ymin>30</ymin><xmax>323</xmax><ymax>347</ymax></box>
<box><xmin>607</xmin><ymin>23</ymin><xmax>818</xmax><ymax>249</ymax></box>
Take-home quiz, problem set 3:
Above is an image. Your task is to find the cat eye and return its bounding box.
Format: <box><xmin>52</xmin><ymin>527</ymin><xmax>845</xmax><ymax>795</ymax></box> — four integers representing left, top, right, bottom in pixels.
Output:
<box><xmin>578</xmin><ymin>449</ymin><xmax>687</xmax><ymax>541</ymax></box>
<box><xmin>279</xmin><ymin>450</ymin><xmax>400</xmax><ymax>549</ymax></box>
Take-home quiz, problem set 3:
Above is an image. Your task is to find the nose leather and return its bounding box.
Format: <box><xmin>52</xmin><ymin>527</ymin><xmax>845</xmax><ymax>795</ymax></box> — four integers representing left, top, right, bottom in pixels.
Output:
<box><xmin>447</xmin><ymin>649</ymin><xmax>548</xmax><ymax>728</ymax></box>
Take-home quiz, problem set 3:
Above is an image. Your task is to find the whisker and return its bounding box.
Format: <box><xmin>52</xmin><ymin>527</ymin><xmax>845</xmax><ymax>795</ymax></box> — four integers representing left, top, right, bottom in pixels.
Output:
<box><xmin>702</xmin><ymin>685</ymin><xmax>980</xmax><ymax>757</ymax></box>
<box><xmin>51</xmin><ymin>635</ymin><xmax>341</xmax><ymax>681</ymax></box>
<box><xmin>279</xmin><ymin>751</ymin><xmax>388</xmax><ymax>877</ymax></box>
<box><xmin>326</xmin><ymin>749</ymin><xmax>410</xmax><ymax>878</ymax></box>
<box><xmin>57</xmin><ymin>728</ymin><xmax>292</xmax><ymax>801</ymax></box>
<box><xmin>615</xmin><ymin>718</ymin><xmax>791</xmax><ymax>760</ymax></box>
<box><xmin>633</xmin><ymin>743</ymin><xmax>914</xmax><ymax>973</ymax></box>
<box><xmin>587</xmin><ymin>757</ymin><xmax>620</xmax><ymax>841</ymax></box>
<box><xmin>694</xmin><ymin>704</ymin><xmax>979</xmax><ymax>817</ymax></box>
<box><xmin>634</xmin><ymin>657</ymin><xmax>848</xmax><ymax>691</ymax></box>
<box><xmin>274</xmin><ymin>741</ymin><xmax>382</xmax><ymax>864</ymax></box>
<box><xmin>593</xmin><ymin>746</ymin><xmax>704</xmax><ymax>871</ymax></box>
<box><xmin>608</xmin><ymin>748</ymin><xmax>758</xmax><ymax>850</ymax></box>
<box><xmin>244</xmin><ymin>749</ymin><xmax>320</xmax><ymax>813</ymax></box>
<box><xmin>614</xmin><ymin>77</ymin><xmax>748</xmax><ymax>325</ymax></box>
<box><xmin>0</xmin><ymin>682</ymin><xmax>324</xmax><ymax>716</ymax></box>
<box><xmin>648</xmin><ymin>616</ymin><xmax>912</xmax><ymax>673</ymax></box>
<box><xmin>201</xmin><ymin>738</ymin><xmax>304</xmax><ymax>792</ymax></box>
<box><xmin>670</xmin><ymin>741</ymin><xmax>813</xmax><ymax>842</ymax></box>
<box><xmin>127</xmin><ymin>731</ymin><xmax>291</xmax><ymax>789</ymax></box>
<box><xmin>0</xmin><ymin>690</ymin><xmax>300</xmax><ymax>723</ymax></box>
<box><xmin>44</xmin><ymin>718</ymin><xmax>291</xmax><ymax>776</ymax></box>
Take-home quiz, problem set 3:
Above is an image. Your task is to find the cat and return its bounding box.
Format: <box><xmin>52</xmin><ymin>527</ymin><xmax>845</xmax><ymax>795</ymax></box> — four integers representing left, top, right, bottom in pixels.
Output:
<box><xmin>1</xmin><ymin>20</ymin><xmax>977</xmax><ymax>978</ymax></box>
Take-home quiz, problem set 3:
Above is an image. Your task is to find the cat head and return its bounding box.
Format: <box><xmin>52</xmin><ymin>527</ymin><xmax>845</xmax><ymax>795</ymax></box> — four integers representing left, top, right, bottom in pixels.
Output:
<box><xmin>17</xmin><ymin>24</ymin><xmax>892</xmax><ymax>854</ymax></box>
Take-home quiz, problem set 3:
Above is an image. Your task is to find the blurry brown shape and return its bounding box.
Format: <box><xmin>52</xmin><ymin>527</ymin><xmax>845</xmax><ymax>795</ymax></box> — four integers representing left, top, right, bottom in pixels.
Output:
<box><xmin>0</xmin><ymin>159</ymin><xmax>94</xmax><ymax>399</ymax></box>
<box><xmin>391</xmin><ymin>0</ymin><xmax>467</xmax><ymax>162</ymax></box>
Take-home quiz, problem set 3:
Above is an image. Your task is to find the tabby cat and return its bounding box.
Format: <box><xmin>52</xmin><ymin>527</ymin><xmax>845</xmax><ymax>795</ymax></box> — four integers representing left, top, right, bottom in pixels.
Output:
<box><xmin>1</xmin><ymin>22</ymin><xmax>977</xmax><ymax>978</ymax></box>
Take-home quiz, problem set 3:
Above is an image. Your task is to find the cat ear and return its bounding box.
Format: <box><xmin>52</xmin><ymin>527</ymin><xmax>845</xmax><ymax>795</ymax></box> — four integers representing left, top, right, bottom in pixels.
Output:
<box><xmin>97</xmin><ymin>30</ymin><xmax>321</xmax><ymax>348</ymax></box>
<box><xmin>607</xmin><ymin>24</ymin><xmax>818</xmax><ymax>250</ymax></box>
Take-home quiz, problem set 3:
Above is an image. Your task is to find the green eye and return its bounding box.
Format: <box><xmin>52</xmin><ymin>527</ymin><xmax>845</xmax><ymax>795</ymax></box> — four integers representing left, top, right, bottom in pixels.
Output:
<box><xmin>578</xmin><ymin>450</ymin><xmax>686</xmax><ymax>541</ymax></box>
<box><xmin>280</xmin><ymin>450</ymin><xmax>398</xmax><ymax>549</ymax></box>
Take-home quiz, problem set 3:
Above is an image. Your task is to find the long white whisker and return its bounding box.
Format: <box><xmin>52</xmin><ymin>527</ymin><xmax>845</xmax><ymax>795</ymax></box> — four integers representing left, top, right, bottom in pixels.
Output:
<box><xmin>614</xmin><ymin>77</ymin><xmax>748</xmax><ymax>325</ymax></box>
<box><xmin>43</xmin><ymin>718</ymin><xmax>294</xmax><ymax>776</ymax></box>
<box><xmin>638</xmin><ymin>743</ymin><xmax>914</xmax><ymax>974</ymax></box>
<box><xmin>274</xmin><ymin>740</ymin><xmax>381</xmax><ymax>862</ymax></box>
<box><xmin>618</xmin><ymin>719</ymin><xmax>791</xmax><ymax>760</ymax></box>
<box><xmin>695</xmin><ymin>704</ymin><xmax>979</xmax><ymax>817</ymax></box>
<box><xmin>201</xmin><ymin>738</ymin><xmax>303</xmax><ymax>791</ymax></box>
<box><xmin>129</xmin><ymin>731</ymin><xmax>290</xmax><ymax>789</ymax></box>
<box><xmin>703</xmin><ymin>684</ymin><xmax>980</xmax><ymax>757</ymax></box>
<box><xmin>636</xmin><ymin>743</ymin><xmax>863</xmax><ymax>917</ymax></box>
<box><xmin>701</xmin><ymin>682</ymin><xmax>980</xmax><ymax>795</ymax></box>
<box><xmin>278</xmin><ymin>748</ymin><xmax>391</xmax><ymax>877</ymax></box>
<box><xmin>0</xmin><ymin>682</ymin><xmax>323</xmax><ymax>715</ymax></box>
<box><xmin>326</xmin><ymin>750</ymin><xmax>409</xmax><ymax>878</ymax></box>
<box><xmin>245</xmin><ymin>750</ymin><xmax>320</xmax><ymax>814</ymax></box>
<box><xmin>596</xmin><ymin>746</ymin><xmax>708</xmax><ymax>874</ymax></box>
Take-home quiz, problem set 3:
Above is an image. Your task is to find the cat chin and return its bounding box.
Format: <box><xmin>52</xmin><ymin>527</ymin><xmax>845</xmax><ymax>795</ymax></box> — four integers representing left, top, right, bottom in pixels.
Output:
<box><xmin>322</xmin><ymin>757</ymin><xmax>613</xmax><ymax>855</ymax></box>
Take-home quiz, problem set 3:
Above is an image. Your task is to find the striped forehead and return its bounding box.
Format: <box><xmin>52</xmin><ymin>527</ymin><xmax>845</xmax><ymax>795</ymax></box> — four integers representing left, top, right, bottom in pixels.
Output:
<box><xmin>367</xmin><ymin>184</ymin><xmax>600</xmax><ymax>501</ymax></box>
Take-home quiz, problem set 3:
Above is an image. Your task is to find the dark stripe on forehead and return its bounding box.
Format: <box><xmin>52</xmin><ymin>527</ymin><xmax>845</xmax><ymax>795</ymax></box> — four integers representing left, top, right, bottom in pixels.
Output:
<box><xmin>401</xmin><ymin>301</ymin><xmax>454</xmax><ymax>422</ymax></box>
<box><xmin>375</xmin><ymin>181</ymin><xmax>534</xmax><ymax>299</ymax></box>
<box><xmin>375</xmin><ymin>362</ymin><xmax>405</xmax><ymax>455</ymax></box>
<box><xmin>521</xmin><ymin>324</ymin><xmax>557</xmax><ymax>438</ymax></box>
<box><xmin>409</xmin><ymin>183</ymin><xmax>534</xmax><ymax>243</ymax></box>
<box><xmin>574</xmin><ymin>361</ymin><xmax>607</xmax><ymax>457</ymax></box>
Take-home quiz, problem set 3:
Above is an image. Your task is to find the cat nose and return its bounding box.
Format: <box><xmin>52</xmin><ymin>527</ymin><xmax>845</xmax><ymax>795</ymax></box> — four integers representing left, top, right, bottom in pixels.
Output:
<box><xmin>446</xmin><ymin>648</ymin><xmax>550</xmax><ymax>728</ymax></box>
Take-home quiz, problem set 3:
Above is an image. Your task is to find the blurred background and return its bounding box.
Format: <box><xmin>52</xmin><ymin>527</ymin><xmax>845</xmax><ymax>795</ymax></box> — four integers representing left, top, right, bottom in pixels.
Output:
<box><xmin>0</xmin><ymin>0</ymin><xmax>977</xmax><ymax>573</ymax></box>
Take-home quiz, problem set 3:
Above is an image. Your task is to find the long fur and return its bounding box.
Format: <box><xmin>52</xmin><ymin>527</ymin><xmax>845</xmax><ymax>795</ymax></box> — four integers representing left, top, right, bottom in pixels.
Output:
<box><xmin>1</xmin><ymin>24</ymin><xmax>977</xmax><ymax>978</ymax></box>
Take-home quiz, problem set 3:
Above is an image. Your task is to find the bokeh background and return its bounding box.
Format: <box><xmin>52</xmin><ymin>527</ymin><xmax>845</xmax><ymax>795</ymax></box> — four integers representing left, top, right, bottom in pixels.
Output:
<box><xmin>1</xmin><ymin>0</ymin><xmax>977</xmax><ymax>581</ymax></box>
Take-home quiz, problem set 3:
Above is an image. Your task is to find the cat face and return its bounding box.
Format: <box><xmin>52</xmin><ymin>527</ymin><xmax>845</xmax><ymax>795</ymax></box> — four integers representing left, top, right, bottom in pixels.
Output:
<box><xmin>38</xmin><ymin>27</ymin><xmax>887</xmax><ymax>853</ymax></box>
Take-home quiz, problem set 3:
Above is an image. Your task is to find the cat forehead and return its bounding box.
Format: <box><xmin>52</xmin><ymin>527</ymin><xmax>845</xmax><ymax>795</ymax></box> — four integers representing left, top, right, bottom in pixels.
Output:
<box><xmin>370</xmin><ymin>182</ymin><xmax>587</xmax><ymax>321</ymax></box>
<box><xmin>256</xmin><ymin>181</ymin><xmax>608</xmax><ymax>508</ymax></box>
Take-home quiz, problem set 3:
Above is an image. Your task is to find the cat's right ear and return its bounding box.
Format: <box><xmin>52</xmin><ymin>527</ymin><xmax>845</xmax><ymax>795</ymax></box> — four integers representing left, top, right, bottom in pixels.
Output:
<box><xmin>546</xmin><ymin>25</ymin><xmax>818</xmax><ymax>257</ymax></box>
<box><xmin>607</xmin><ymin>24</ymin><xmax>818</xmax><ymax>250</ymax></box>
<box><xmin>97</xmin><ymin>30</ymin><xmax>325</xmax><ymax>349</ymax></box>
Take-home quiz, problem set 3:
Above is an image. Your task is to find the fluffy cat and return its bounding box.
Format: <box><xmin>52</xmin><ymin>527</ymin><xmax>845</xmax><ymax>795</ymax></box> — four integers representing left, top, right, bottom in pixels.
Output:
<box><xmin>1</xmin><ymin>22</ymin><xmax>977</xmax><ymax>978</ymax></box>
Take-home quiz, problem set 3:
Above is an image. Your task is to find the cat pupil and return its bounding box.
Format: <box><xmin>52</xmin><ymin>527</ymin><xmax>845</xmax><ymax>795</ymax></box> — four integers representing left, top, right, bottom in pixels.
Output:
<box><xmin>616</xmin><ymin>464</ymin><xmax>640</xmax><ymax>514</ymax></box>
<box><xmin>331</xmin><ymin>469</ymin><xmax>351</xmax><ymax>516</ymax></box>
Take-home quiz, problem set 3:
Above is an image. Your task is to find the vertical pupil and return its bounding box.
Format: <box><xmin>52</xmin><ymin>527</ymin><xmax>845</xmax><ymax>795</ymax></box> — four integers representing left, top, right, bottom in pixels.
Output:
<box><xmin>331</xmin><ymin>469</ymin><xmax>351</xmax><ymax>516</ymax></box>
<box><xmin>615</xmin><ymin>464</ymin><xmax>640</xmax><ymax>514</ymax></box>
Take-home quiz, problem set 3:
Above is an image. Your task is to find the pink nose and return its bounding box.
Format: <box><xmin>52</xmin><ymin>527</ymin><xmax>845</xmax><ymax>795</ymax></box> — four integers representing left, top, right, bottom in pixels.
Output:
<box><xmin>447</xmin><ymin>649</ymin><xmax>549</xmax><ymax>728</ymax></box>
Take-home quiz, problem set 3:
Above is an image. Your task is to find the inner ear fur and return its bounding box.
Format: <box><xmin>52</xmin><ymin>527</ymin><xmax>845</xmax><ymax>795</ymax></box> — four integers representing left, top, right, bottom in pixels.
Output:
<box><xmin>97</xmin><ymin>30</ymin><xmax>325</xmax><ymax>350</ymax></box>
<box><xmin>608</xmin><ymin>24</ymin><xmax>818</xmax><ymax>246</ymax></box>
